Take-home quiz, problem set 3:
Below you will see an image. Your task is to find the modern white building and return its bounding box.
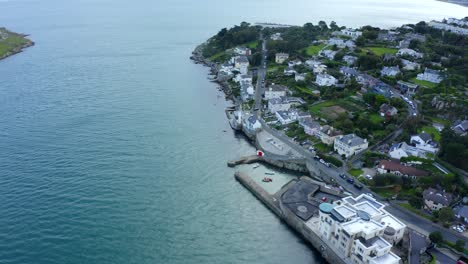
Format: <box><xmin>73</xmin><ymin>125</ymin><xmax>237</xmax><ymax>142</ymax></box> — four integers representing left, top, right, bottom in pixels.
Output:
<box><xmin>417</xmin><ymin>68</ymin><xmax>444</xmax><ymax>84</ymax></box>
<box><xmin>388</xmin><ymin>141</ymin><xmax>431</xmax><ymax>160</ymax></box>
<box><xmin>264</xmin><ymin>84</ymin><xmax>287</xmax><ymax>100</ymax></box>
<box><xmin>396</xmin><ymin>48</ymin><xmax>423</xmax><ymax>59</ymax></box>
<box><xmin>317</xmin><ymin>194</ymin><xmax>405</xmax><ymax>264</ymax></box>
<box><xmin>340</xmin><ymin>28</ymin><xmax>363</xmax><ymax>40</ymax></box>
<box><xmin>315</xmin><ymin>73</ymin><xmax>337</xmax><ymax>87</ymax></box>
<box><xmin>275</xmin><ymin>52</ymin><xmax>289</xmax><ymax>63</ymax></box>
<box><xmin>243</xmin><ymin>115</ymin><xmax>262</xmax><ymax>133</ymax></box>
<box><xmin>410</xmin><ymin>132</ymin><xmax>439</xmax><ymax>154</ymax></box>
<box><xmin>268</xmin><ymin>97</ymin><xmax>290</xmax><ymax>113</ymax></box>
<box><xmin>334</xmin><ymin>134</ymin><xmax>368</xmax><ymax>158</ymax></box>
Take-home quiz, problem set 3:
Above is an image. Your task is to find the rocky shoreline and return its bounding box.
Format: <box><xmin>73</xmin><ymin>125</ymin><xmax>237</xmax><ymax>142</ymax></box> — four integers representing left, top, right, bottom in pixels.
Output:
<box><xmin>190</xmin><ymin>43</ymin><xmax>236</xmax><ymax>102</ymax></box>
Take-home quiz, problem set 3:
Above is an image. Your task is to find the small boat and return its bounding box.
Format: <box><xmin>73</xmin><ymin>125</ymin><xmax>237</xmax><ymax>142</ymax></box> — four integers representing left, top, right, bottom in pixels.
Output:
<box><xmin>265</xmin><ymin>171</ymin><xmax>275</xmax><ymax>175</ymax></box>
<box><xmin>253</xmin><ymin>164</ymin><xmax>260</xmax><ymax>169</ymax></box>
<box><xmin>262</xmin><ymin>177</ymin><xmax>273</xmax><ymax>182</ymax></box>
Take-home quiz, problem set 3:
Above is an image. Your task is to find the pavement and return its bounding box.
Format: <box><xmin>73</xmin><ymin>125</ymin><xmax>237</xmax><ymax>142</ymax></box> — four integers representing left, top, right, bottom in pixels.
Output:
<box><xmin>428</xmin><ymin>247</ymin><xmax>458</xmax><ymax>264</ymax></box>
<box><xmin>409</xmin><ymin>229</ymin><xmax>429</xmax><ymax>264</ymax></box>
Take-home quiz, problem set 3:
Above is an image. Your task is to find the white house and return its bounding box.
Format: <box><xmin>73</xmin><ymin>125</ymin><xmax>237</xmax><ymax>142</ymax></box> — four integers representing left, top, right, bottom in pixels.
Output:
<box><xmin>397</xmin><ymin>80</ymin><xmax>419</xmax><ymax>97</ymax></box>
<box><xmin>319</xmin><ymin>49</ymin><xmax>337</xmax><ymax>60</ymax></box>
<box><xmin>265</xmin><ymin>84</ymin><xmax>287</xmax><ymax>100</ymax></box>
<box><xmin>423</xmin><ymin>188</ymin><xmax>453</xmax><ymax>211</ymax></box>
<box><xmin>288</xmin><ymin>59</ymin><xmax>302</xmax><ymax>67</ymax></box>
<box><xmin>234</xmin><ymin>56</ymin><xmax>249</xmax><ymax>75</ymax></box>
<box><xmin>447</xmin><ymin>18</ymin><xmax>468</xmax><ymax>27</ymax></box>
<box><xmin>334</xmin><ymin>134</ymin><xmax>368</xmax><ymax>158</ymax></box>
<box><xmin>275</xmin><ymin>53</ymin><xmax>289</xmax><ymax>63</ymax></box>
<box><xmin>328</xmin><ymin>37</ymin><xmax>355</xmax><ymax>48</ymax></box>
<box><xmin>417</xmin><ymin>68</ymin><xmax>444</xmax><ymax>84</ymax></box>
<box><xmin>268</xmin><ymin>97</ymin><xmax>290</xmax><ymax>113</ymax></box>
<box><xmin>318</xmin><ymin>125</ymin><xmax>342</xmax><ymax>145</ymax></box>
<box><xmin>283</xmin><ymin>66</ymin><xmax>296</xmax><ymax>76</ymax></box>
<box><xmin>312</xmin><ymin>64</ymin><xmax>328</xmax><ymax>74</ymax></box>
<box><xmin>401</xmin><ymin>59</ymin><xmax>420</xmax><ymax>71</ymax></box>
<box><xmin>381</xmin><ymin>66</ymin><xmax>400</xmax><ymax>77</ymax></box>
<box><xmin>270</xmin><ymin>32</ymin><xmax>283</xmax><ymax>41</ymax></box>
<box><xmin>315</xmin><ymin>73</ymin><xmax>337</xmax><ymax>87</ymax></box>
<box><xmin>295</xmin><ymin>73</ymin><xmax>307</xmax><ymax>82</ymax></box>
<box><xmin>305</xmin><ymin>59</ymin><xmax>322</xmax><ymax>68</ymax></box>
<box><xmin>343</xmin><ymin>55</ymin><xmax>358</xmax><ymax>66</ymax></box>
<box><xmin>234</xmin><ymin>46</ymin><xmax>251</xmax><ymax>56</ymax></box>
<box><xmin>410</xmin><ymin>132</ymin><xmax>439</xmax><ymax>154</ymax></box>
<box><xmin>317</xmin><ymin>194</ymin><xmax>405</xmax><ymax>264</ymax></box>
<box><xmin>452</xmin><ymin>120</ymin><xmax>468</xmax><ymax>136</ymax></box>
<box><xmin>377</xmin><ymin>160</ymin><xmax>430</xmax><ymax>179</ymax></box>
<box><xmin>240</xmin><ymin>81</ymin><xmax>255</xmax><ymax>102</ymax></box>
<box><xmin>340</xmin><ymin>28</ymin><xmax>362</xmax><ymax>40</ymax></box>
<box><xmin>396</xmin><ymin>48</ymin><xmax>423</xmax><ymax>59</ymax></box>
<box><xmin>388</xmin><ymin>142</ymin><xmax>431</xmax><ymax>160</ymax></box>
<box><xmin>243</xmin><ymin>115</ymin><xmax>262</xmax><ymax>133</ymax></box>
<box><xmin>299</xmin><ymin>117</ymin><xmax>321</xmax><ymax>136</ymax></box>
<box><xmin>234</xmin><ymin>74</ymin><xmax>252</xmax><ymax>83</ymax></box>
<box><xmin>275</xmin><ymin>110</ymin><xmax>299</xmax><ymax>125</ymax></box>
<box><xmin>340</xmin><ymin>66</ymin><xmax>359</xmax><ymax>78</ymax></box>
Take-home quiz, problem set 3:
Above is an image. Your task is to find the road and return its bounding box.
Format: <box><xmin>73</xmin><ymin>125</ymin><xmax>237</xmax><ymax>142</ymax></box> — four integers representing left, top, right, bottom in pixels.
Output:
<box><xmin>252</xmin><ymin>33</ymin><xmax>468</xmax><ymax>245</ymax></box>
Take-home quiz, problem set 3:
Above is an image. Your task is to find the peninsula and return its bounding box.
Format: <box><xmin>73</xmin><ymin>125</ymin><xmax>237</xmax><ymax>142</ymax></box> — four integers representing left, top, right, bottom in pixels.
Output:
<box><xmin>192</xmin><ymin>18</ymin><xmax>468</xmax><ymax>264</ymax></box>
<box><xmin>0</xmin><ymin>27</ymin><xmax>34</xmax><ymax>61</ymax></box>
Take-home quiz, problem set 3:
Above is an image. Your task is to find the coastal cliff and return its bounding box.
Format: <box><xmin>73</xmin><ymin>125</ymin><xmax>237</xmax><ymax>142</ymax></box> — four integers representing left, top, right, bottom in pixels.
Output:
<box><xmin>0</xmin><ymin>28</ymin><xmax>34</xmax><ymax>61</ymax></box>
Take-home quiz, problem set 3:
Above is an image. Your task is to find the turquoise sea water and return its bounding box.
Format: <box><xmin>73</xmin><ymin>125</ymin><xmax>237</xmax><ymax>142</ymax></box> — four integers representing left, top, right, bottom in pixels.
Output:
<box><xmin>0</xmin><ymin>0</ymin><xmax>466</xmax><ymax>263</ymax></box>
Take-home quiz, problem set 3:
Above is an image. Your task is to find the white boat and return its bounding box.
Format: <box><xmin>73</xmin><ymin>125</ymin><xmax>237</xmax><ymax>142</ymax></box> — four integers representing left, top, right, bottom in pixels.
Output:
<box><xmin>265</xmin><ymin>171</ymin><xmax>275</xmax><ymax>175</ymax></box>
<box><xmin>253</xmin><ymin>164</ymin><xmax>260</xmax><ymax>169</ymax></box>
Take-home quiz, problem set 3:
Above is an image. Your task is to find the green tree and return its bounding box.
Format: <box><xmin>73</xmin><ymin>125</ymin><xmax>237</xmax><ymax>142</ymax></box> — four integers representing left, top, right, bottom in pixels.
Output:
<box><xmin>438</xmin><ymin>207</ymin><xmax>454</xmax><ymax>224</ymax></box>
<box><xmin>455</xmin><ymin>240</ymin><xmax>466</xmax><ymax>252</ymax></box>
<box><xmin>429</xmin><ymin>231</ymin><xmax>443</xmax><ymax>244</ymax></box>
<box><xmin>409</xmin><ymin>196</ymin><xmax>423</xmax><ymax>209</ymax></box>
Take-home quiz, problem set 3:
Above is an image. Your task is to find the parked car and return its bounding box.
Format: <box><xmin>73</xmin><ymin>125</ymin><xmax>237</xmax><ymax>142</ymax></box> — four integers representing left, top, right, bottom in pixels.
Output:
<box><xmin>347</xmin><ymin>178</ymin><xmax>354</xmax><ymax>184</ymax></box>
<box><xmin>339</xmin><ymin>173</ymin><xmax>346</xmax><ymax>179</ymax></box>
<box><xmin>354</xmin><ymin>183</ymin><xmax>363</xmax><ymax>190</ymax></box>
<box><xmin>365</xmin><ymin>174</ymin><xmax>373</xmax><ymax>180</ymax></box>
<box><xmin>319</xmin><ymin>159</ymin><xmax>325</xmax><ymax>164</ymax></box>
<box><xmin>314</xmin><ymin>155</ymin><xmax>320</xmax><ymax>160</ymax></box>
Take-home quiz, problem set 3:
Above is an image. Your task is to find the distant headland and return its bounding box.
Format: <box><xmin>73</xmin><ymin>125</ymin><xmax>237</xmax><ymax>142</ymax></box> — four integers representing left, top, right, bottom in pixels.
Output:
<box><xmin>0</xmin><ymin>28</ymin><xmax>34</xmax><ymax>61</ymax></box>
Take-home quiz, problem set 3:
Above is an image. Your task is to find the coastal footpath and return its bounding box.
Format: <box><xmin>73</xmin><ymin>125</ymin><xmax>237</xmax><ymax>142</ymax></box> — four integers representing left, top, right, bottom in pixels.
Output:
<box><xmin>0</xmin><ymin>28</ymin><xmax>34</xmax><ymax>61</ymax></box>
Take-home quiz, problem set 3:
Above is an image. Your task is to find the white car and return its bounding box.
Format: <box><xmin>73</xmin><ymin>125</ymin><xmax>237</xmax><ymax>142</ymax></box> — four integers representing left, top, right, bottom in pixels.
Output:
<box><xmin>365</xmin><ymin>175</ymin><xmax>373</xmax><ymax>180</ymax></box>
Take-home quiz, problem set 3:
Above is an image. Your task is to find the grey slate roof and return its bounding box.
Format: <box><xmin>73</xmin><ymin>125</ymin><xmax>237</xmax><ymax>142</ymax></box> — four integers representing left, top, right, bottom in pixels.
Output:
<box><xmin>418</xmin><ymin>132</ymin><xmax>432</xmax><ymax>142</ymax></box>
<box><xmin>336</xmin><ymin>134</ymin><xmax>367</xmax><ymax>147</ymax></box>
<box><xmin>456</xmin><ymin>206</ymin><xmax>468</xmax><ymax>218</ymax></box>
<box><xmin>423</xmin><ymin>188</ymin><xmax>453</xmax><ymax>206</ymax></box>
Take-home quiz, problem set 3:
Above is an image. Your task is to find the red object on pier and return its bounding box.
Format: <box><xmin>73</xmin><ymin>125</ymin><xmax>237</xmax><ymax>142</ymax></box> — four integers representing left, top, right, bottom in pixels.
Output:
<box><xmin>257</xmin><ymin>150</ymin><xmax>264</xmax><ymax>157</ymax></box>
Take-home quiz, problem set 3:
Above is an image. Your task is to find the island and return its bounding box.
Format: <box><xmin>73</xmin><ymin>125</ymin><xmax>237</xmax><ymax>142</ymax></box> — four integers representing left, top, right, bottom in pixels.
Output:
<box><xmin>192</xmin><ymin>17</ymin><xmax>468</xmax><ymax>264</ymax></box>
<box><xmin>0</xmin><ymin>27</ymin><xmax>34</xmax><ymax>61</ymax></box>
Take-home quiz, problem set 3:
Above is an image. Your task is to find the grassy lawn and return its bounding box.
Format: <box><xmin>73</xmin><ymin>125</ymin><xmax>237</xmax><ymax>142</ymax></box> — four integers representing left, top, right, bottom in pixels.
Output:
<box><xmin>371</xmin><ymin>187</ymin><xmax>395</xmax><ymax>198</ymax></box>
<box><xmin>418</xmin><ymin>126</ymin><xmax>441</xmax><ymax>141</ymax></box>
<box><xmin>244</xmin><ymin>40</ymin><xmax>258</xmax><ymax>49</ymax></box>
<box><xmin>209</xmin><ymin>51</ymin><xmax>227</xmax><ymax>62</ymax></box>
<box><xmin>304</xmin><ymin>43</ymin><xmax>326</xmax><ymax>56</ymax></box>
<box><xmin>309</xmin><ymin>100</ymin><xmax>337</xmax><ymax>114</ymax></box>
<box><xmin>366</xmin><ymin>46</ymin><xmax>398</xmax><ymax>56</ymax></box>
<box><xmin>314</xmin><ymin>142</ymin><xmax>330</xmax><ymax>153</ymax></box>
<box><xmin>410</xmin><ymin>77</ymin><xmax>438</xmax><ymax>88</ymax></box>
<box><xmin>428</xmin><ymin>116</ymin><xmax>450</xmax><ymax>126</ymax></box>
<box><xmin>348</xmin><ymin>169</ymin><xmax>364</xmax><ymax>177</ymax></box>
<box><xmin>429</xmin><ymin>254</ymin><xmax>436</xmax><ymax>264</ymax></box>
<box><xmin>398</xmin><ymin>203</ymin><xmax>432</xmax><ymax>220</ymax></box>
<box><xmin>369</xmin><ymin>113</ymin><xmax>384</xmax><ymax>124</ymax></box>
<box><xmin>294</xmin><ymin>86</ymin><xmax>314</xmax><ymax>95</ymax></box>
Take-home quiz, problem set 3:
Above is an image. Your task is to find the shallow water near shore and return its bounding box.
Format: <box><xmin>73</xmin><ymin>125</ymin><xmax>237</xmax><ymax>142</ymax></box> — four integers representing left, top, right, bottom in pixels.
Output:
<box><xmin>0</xmin><ymin>0</ymin><xmax>467</xmax><ymax>263</ymax></box>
